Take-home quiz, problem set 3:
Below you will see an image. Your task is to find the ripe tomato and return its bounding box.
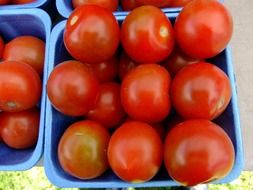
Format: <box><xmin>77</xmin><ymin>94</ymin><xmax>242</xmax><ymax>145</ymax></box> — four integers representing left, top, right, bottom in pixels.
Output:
<box><xmin>47</xmin><ymin>60</ymin><xmax>99</xmax><ymax>117</ymax></box>
<box><xmin>87</xmin><ymin>82</ymin><xmax>126</xmax><ymax>128</ymax></box>
<box><xmin>164</xmin><ymin>119</ymin><xmax>235</xmax><ymax>186</ymax></box>
<box><xmin>12</xmin><ymin>0</ymin><xmax>35</xmax><ymax>4</ymax></box>
<box><xmin>175</xmin><ymin>0</ymin><xmax>233</xmax><ymax>58</ymax></box>
<box><xmin>64</xmin><ymin>5</ymin><xmax>120</xmax><ymax>64</ymax></box>
<box><xmin>58</xmin><ymin>120</ymin><xmax>110</xmax><ymax>179</ymax></box>
<box><xmin>171</xmin><ymin>62</ymin><xmax>231</xmax><ymax>120</ymax></box>
<box><xmin>121</xmin><ymin>5</ymin><xmax>174</xmax><ymax>63</ymax></box>
<box><xmin>170</xmin><ymin>0</ymin><xmax>193</xmax><ymax>7</ymax></box>
<box><xmin>0</xmin><ymin>107</ymin><xmax>40</xmax><ymax>149</ymax></box>
<box><xmin>0</xmin><ymin>0</ymin><xmax>10</xmax><ymax>4</ymax></box>
<box><xmin>135</xmin><ymin>0</ymin><xmax>171</xmax><ymax>7</ymax></box>
<box><xmin>0</xmin><ymin>61</ymin><xmax>41</xmax><ymax>112</ymax></box>
<box><xmin>108</xmin><ymin>121</ymin><xmax>163</xmax><ymax>183</ymax></box>
<box><xmin>162</xmin><ymin>46</ymin><xmax>201</xmax><ymax>77</ymax></box>
<box><xmin>121</xmin><ymin>64</ymin><xmax>171</xmax><ymax>123</ymax></box>
<box><xmin>118</xmin><ymin>51</ymin><xmax>138</xmax><ymax>80</ymax></box>
<box><xmin>121</xmin><ymin>0</ymin><xmax>138</xmax><ymax>11</ymax></box>
<box><xmin>3</xmin><ymin>36</ymin><xmax>45</xmax><ymax>76</ymax></box>
<box><xmin>86</xmin><ymin>55</ymin><xmax>118</xmax><ymax>83</ymax></box>
<box><xmin>72</xmin><ymin>0</ymin><xmax>118</xmax><ymax>11</ymax></box>
<box><xmin>0</xmin><ymin>36</ymin><xmax>4</xmax><ymax>59</ymax></box>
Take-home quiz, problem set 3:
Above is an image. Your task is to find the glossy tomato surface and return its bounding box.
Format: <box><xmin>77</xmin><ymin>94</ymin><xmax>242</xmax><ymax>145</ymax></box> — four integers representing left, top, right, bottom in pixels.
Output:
<box><xmin>0</xmin><ymin>107</ymin><xmax>40</xmax><ymax>149</ymax></box>
<box><xmin>58</xmin><ymin>120</ymin><xmax>110</xmax><ymax>179</ymax></box>
<box><xmin>164</xmin><ymin>119</ymin><xmax>235</xmax><ymax>186</ymax></box>
<box><xmin>175</xmin><ymin>0</ymin><xmax>233</xmax><ymax>58</ymax></box>
<box><xmin>171</xmin><ymin>62</ymin><xmax>231</xmax><ymax>120</ymax></box>
<box><xmin>0</xmin><ymin>36</ymin><xmax>4</xmax><ymax>59</ymax></box>
<box><xmin>108</xmin><ymin>121</ymin><xmax>163</xmax><ymax>183</ymax></box>
<box><xmin>12</xmin><ymin>0</ymin><xmax>35</xmax><ymax>4</ymax></box>
<box><xmin>72</xmin><ymin>0</ymin><xmax>118</xmax><ymax>11</ymax></box>
<box><xmin>64</xmin><ymin>5</ymin><xmax>120</xmax><ymax>64</ymax></box>
<box><xmin>3</xmin><ymin>36</ymin><xmax>45</xmax><ymax>76</ymax></box>
<box><xmin>121</xmin><ymin>64</ymin><xmax>171</xmax><ymax>123</ymax></box>
<box><xmin>121</xmin><ymin>5</ymin><xmax>174</xmax><ymax>63</ymax></box>
<box><xmin>0</xmin><ymin>61</ymin><xmax>41</xmax><ymax>112</ymax></box>
<box><xmin>170</xmin><ymin>0</ymin><xmax>193</xmax><ymax>7</ymax></box>
<box><xmin>87</xmin><ymin>82</ymin><xmax>126</xmax><ymax>128</ymax></box>
<box><xmin>47</xmin><ymin>60</ymin><xmax>99</xmax><ymax>116</ymax></box>
<box><xmin>118</xmin><ymin>51</ymin><xmax>138</xmax><ymax>80</ymax></box>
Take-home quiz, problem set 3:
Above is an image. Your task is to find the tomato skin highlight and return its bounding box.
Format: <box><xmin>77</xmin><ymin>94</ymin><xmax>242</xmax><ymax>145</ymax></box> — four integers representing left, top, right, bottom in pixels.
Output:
<box><xmin>64</xmin><ymin>5</ymin><xmax>120</xmax><ymax>64</ymax></box>
<box><xmin>164</xmin><ymin>119</ymin><xmax>235</xmax><ymax>186</ymax></box>
<box><xmin>174</xmin><ymin>0</ymin><xmax>233</xmax><ymax>58</ymax></box>
<box><xmin>58</xmin><ymin>120</ymin><xmax>110</xmax><ymax>180</ymax></box>
<box><xmin>108</xmin><ymin>121</ymin><xmax>163</xmax><ymax>183</ymax></box>
<box><xmin>171</xmin><ymin>62</ymin><xmax>231</xmax><ymax>120</ymax></box>
<box><xmin>72</xmin><ymin>0</ymin><xmax>118</xmax><ymax>11</ymax></box>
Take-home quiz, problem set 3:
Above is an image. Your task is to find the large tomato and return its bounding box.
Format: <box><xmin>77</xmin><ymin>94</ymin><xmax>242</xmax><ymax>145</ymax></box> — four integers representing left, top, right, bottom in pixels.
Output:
<box><xmin>47</xmin><ymin>60</ymin><xmax>99</xmax><ymax>116</ymax></box>
<box><xmin>58</xmin><ymin>120</ymin><xmax>110</xmax><ymax>179</ymax></box>
<box><xmin>121</xmin><ymin>0</ymin><xmax>138</xmax><ymax>11</ymax></box>
<box><xmin>171</xmin><ymin>62</ymin><xmax>231</xmax><ymax>120</ymax></box>
<box><xmin>72</xmin><ymin>0</ymin><xmax>118</xmax><ymax>11</ymax></box>
<box><xmin>164</xmin><ymin>119</ymin><xmax>235</xmax><ymax>186</ymax></box>
<box><xmin>174</xmin><ymin>0</ymin><xmax>233</xmax><ymax>58</ymax></box>
<box><xmin>118</xmin><ymin>51</ymin><xmax>138</xmax><ymax>80</ymax></box>
<box><xmin>0</xmin><ymin>36</ymin><xmax>4</xmax><ymax>59</ymax></box>
<box><xmin>170</xmin><ymin>0</ymin><xmax>193</xmax><ymax>7</ymax></box>
<box><xmin>0</xmin><ymin>61</ymin><xmax>41</xmax><ymax>112</ymax></box>
<box><xmin>12</xmin><ymin>0</ymin><xmax>35</xmax><ymax>4</ymax></box>
<box><xmin>87</xmin><ymin>82</ymin><xmax>126</xmax><ymax>128</ymax></box>
<box><xmin>121</xmin><ymin>5</ymin><xmax>174</xmax><ymax>63</ymax></box>
<box><xmin>108</xmin><ymin>121</ymin><xmax>163</xmax><ymax>183</ymax></box>
<box><xmin>121</xmin><ymin>64</ymin><xmax>171</xmax><ymax>123</ymax></box>
<box><xmin>0</xmin><ymin>107</ymin><xmax>40</xmax><ymax>149</ymax></box>
<box><xmin>3</xmin><ymin>36</ymin><xmax>45</xmax><ymax>76</ymax></box>
<box><xmin>64</xmin><ymin>5</ymin><xmax>120</xmax><ymax>64</ymax></box>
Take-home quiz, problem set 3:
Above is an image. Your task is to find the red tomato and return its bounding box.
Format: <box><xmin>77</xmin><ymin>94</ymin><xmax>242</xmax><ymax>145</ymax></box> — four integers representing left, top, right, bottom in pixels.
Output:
<box><xmin>3</xmin><ymin>36</ymin><xmax>45</xmax><ymax>76</ymax></box>
<box><xmin>121</xmin><ymin>0</ymin><xmax>138</xmax><ymax>11</ymax></box>
<box><xmin>0</xmin><ymin>0</ymin><xmax>10</xmax><ymax>4</ymax></box>
<box><xmin>162</xmin><ymin>46</ymin><xmax>202</xmax><ymax>77</ymax></box>
<box><xmin>0</xmin><ymin>36</ymin><xmax>4</xmax><ymax>59</ymax></box>
<box><xmin>64</xmin><ymin>5</ymin><xmax>120</xmax><ymax>64</ymax></box>
<box><xmin>72</xmin><ymin>0</ymin><xmax>118</xmax><ymax>11</ymax></box>
<box><xmin>58</xmin><ymin>120</ymin><xmax>110</xmax><ymax>179</ymax></box>
<box><xmin>0</xmin><ymin>61</ymin><xmax>41</xmax><ymax>112</ymax></box>
<box><xmin>174</xmin><ymin>0</ymin><xmax>233</xmax><ymax>58</ymax></box>
<box><xmin>0</xmin><ymin>107</ymin><xmax>40</xmax><ymax>149</ymax></box>
<box><xmin>170</xmin><ymin>0</ymin><xmax>193</xmax><ymax>7</ymax></box>
<box><xmin>118</xmin><ymin>51</ymin><xmax>138</xmax><ymax>80</ymax></box>
<box><xmin>135</xmin><ymin>0</ymin><xmax>171</xmax><ymax>7</ymax></box>
<box><xmin>121</xmin><ymin>5</ymin><xmax>174</xmax><ymax>63</ymax></box>
<box><xmin>164</xmin><ymin>119</ymin><xmax>235</xmax><ymax>186</ymax></box>
<box><xmin>171</xmin><ymin>62</ymin><xmax>231</xmax><ymax>120</ymax></box>
<box><xmin>47</xmin><ymin>60</ymin><xmax>99</xmax><ymax>116</ymax></box>
<box><xmin>12</xmin><ymin>0</ymin><xmax>35</xmax><ymax>4</ymax></box>
<box><xmin>87</xmin><ymin>82</ymin><xmax>126</xmax><ymax>128</ymax></box>
<box><xmin>121</xmin><ymin>64</ymin><xmax>171</xmax><ymax>123</ymax></box>
<box><xmin>86</xmin><ymin>55</ymin><xmax>118</xmax><ymax>83</ymax></box>
<box><xmin>108</xmin><ymin>121</ymin><xmax>163</xmax><ymax>183</ymax></box>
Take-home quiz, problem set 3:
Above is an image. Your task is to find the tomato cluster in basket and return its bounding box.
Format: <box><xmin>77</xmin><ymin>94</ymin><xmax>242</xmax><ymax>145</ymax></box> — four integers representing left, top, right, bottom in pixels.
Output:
<box><xmin>0</xmin><ymin>35</ymin><xmax>45</xmax><ymax>150</ymax></box>
<box><xmin>0</xmin><ymin>0</ymin><xmax>35</xmax><ymax>5</ymax></box>
<box><xmin>46</xmin><ymin>0</ymin><xmax>234</xmax><ymax>187</ymax></box>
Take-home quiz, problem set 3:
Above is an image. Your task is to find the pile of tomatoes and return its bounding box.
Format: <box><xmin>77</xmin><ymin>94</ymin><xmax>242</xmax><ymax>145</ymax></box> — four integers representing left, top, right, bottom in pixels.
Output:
<box><xmin>0</xmin><ymin>0</ymin><xmax>35</xmax><ymax>5</ymax></box>
<box><xmin>47</xmin><ymin>0</ymin><xmax>235</xmax><ymax>187</ymax></box>
<box><xmin>0</xmin><ymin>35</ymin><xmax>45</xmax><ymax>149</ymax></box>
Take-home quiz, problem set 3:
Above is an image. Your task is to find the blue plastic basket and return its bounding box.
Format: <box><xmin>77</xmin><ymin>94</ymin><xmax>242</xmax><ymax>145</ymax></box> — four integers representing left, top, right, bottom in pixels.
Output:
<box><xmin>44</xmin><ymin>13</ymin><xmax>243</xmax><ymax>188</ymax></box>
<box><xmin>0</xmin><ymin>0</ymin><xmax>50</xmax><ymax>9</ymax></box>
<box><xmin>0</xmin><ymin>9</ymin><xmax>51</xmax><ymax>170</ymax></box>
<box><xmin>56</xmin><ymin>0</ymin><xmax>224</xmax><ymax>18</ymax></box>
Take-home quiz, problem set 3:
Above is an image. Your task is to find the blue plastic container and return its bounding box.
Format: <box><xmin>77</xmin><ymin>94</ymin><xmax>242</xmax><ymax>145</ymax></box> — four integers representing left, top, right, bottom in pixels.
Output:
<box><xmin>44</xmin><ymin>13</ymin><xmax>243</xmax><ymax>188</ymax></box>
<box><xmin>56</xmin><ymin>0</ymin><xmax>224</xmax><ymax>18</ymax></box>
<box><xmin>0</xmin><ymin>9</ymin><xmax>51</xmax><ymax>170</ymax></box>
<box><xmin>0</xmin><ymin>0</ymin><xmax>50</xmax><ymax>9</ymax></box>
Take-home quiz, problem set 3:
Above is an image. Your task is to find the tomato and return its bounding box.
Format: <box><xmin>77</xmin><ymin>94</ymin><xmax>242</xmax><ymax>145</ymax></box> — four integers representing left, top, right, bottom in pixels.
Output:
<box><xmin>121</xmin><ymin>0</ymin><xmax>138</xmax><ymax>11</ymax></box>
<box><xmin>162</xmin><ymin>46</ymin><xmax>201</xmax><ymax>77</ymax></box>
<box><xmin>12</xmin><ymin>0</ymin><xmax>35</xmax><ymax>4</ymax></box>
<box><xmin>164</xmin><ymin>119</ymin><xmax>235</xmax><ymax>186</ymax></box>
<box><xmin>174</xmin><ymin>0</ymin><xmax>233</xmax><ymax>58</ymax></box>
<box><xmin>47</xmin><ymin>60</ymin><xmax>99</xmax><ymax>117</ymax></box>
<box><xmin>58</xmin><ymin>120</ymin><xmax>110</xmax><ymax>179</ymax></box>
<box><xmin>0</xmin><ymin>61</ymin><xmax>41</xmax><ymax>112</ymax></box>
<box><xmin>64</xmin><ymin>5</ymin><xmax>120</xmax><ymax>64</ymax></box>
<box><xmin>108</xmin><ymin>121</ymin><xmax>163</xmax><ymax>183</ymax></box>
<box><xmin>86</xmin><ymin>55</ymin><xmax>118</xmax><ymax>83</ymax></box>
<box><xmin>3</xmin><ymin>36</ymin><xmax>45</xmax><ymax>76</ymax></box>
<box><xmin>135</xmin><ymin>0</ymin><xmax>171</xmax><ymax>7</ymax></box>
<box><xmin>121</xmin><ymin>64</ymin><xmax>171</xmax><ymax>123</ymax></box>
<box><xmin>0</xmin><ymin>107</ymin><xmax>40</xmax><ymax>149</ymax></box>
<box><xmin>171</xmin><ymin>62</ymin><xmax>231</xmax><ymax>120</ymax></box>
<box><xmin>72</xmin><ymin>0</ymin><xmax>118</xmax><ymax>11</ymax></box>
<box><xmin>170</xmin><ymin>0</ymin><xmax>193</xmax><ymax>7</ymax></box>
<box><xmin>0</xmin><ymin>0</ymin><xmax>10</xmax><ymax>5</ymax></box>
<box><xmin>118</xmin><ymin>51</ymin><xmax>138</xmax><ymax>80</ymax></box>
<box><xmin>0</xmin><ymin>36</ymin><xmax>4</xmax><ymax>59</ymax></box>
<box><xmin>87</xmin><ymin>82</ymin><xmax>126</xmax><ymax>129</ymax></box>
<box><xmin>121</xmin><ymin>5</ymin><xmax>174</xmax><ymax>63</ymax></box>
